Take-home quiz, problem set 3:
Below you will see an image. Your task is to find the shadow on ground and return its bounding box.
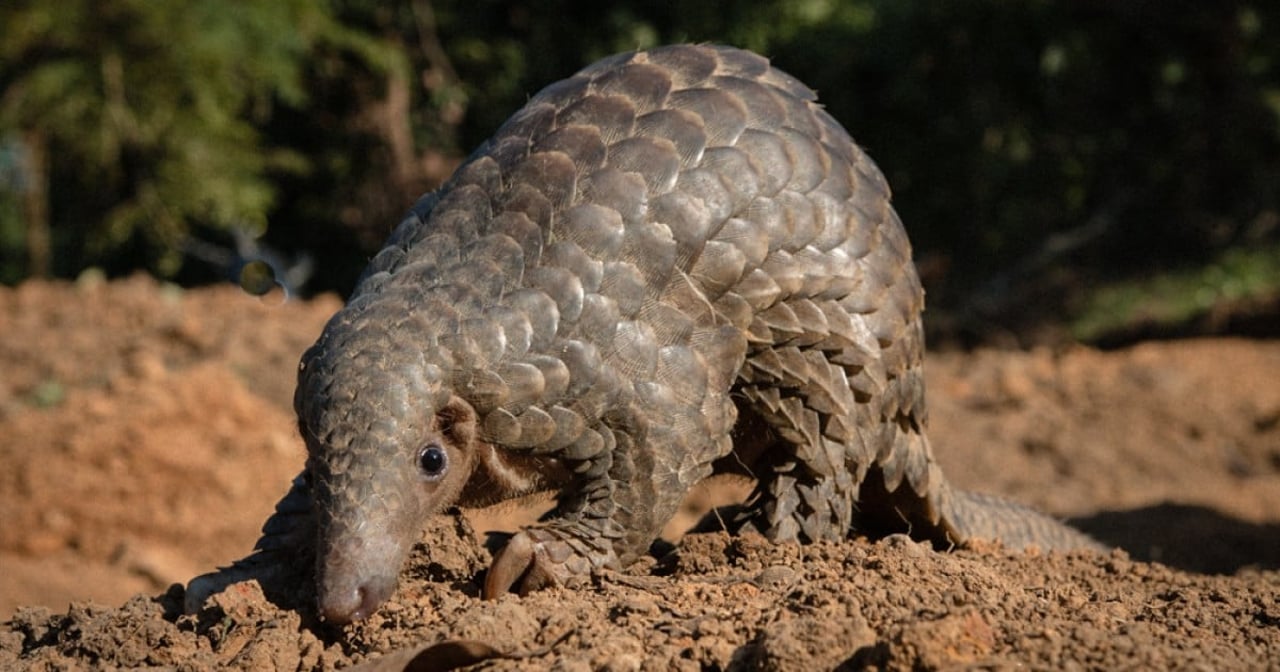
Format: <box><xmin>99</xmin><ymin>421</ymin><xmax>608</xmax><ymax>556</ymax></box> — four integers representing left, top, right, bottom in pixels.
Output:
<box><xmin>1074</xmin><ymin>503</ymin><xmax>1280</xmax><ymax>575</ymax></box>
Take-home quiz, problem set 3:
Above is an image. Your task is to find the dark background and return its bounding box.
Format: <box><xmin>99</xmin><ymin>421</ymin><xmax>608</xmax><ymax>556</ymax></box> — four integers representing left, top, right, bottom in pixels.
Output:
<box><xmin>2</xmin><ymin>0</ymin><xmax>1277</xmax><ymax>346</ymax></box>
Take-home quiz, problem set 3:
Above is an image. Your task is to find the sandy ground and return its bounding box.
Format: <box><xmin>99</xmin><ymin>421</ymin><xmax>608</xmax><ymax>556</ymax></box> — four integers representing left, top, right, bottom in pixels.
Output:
<box><xmin>0</xmin><ymin>275</ymin><xmax>1277</xmax><ymax>670</ymax></box>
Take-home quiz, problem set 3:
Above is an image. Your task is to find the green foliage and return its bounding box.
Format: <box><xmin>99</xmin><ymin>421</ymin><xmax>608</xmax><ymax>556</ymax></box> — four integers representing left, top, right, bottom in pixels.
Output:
<box><xmin>1072</xmin><ymin>244</ymin><xmax>1280</xmax><ymax>342</ymax></box>
<box><xmin>0</xmin><ymin>0</ymin><xmax>333</xmax><ymax>275</ymax></box>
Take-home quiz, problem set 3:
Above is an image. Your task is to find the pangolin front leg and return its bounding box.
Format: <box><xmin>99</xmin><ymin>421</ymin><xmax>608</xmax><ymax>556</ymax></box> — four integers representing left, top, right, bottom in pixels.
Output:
<box><xmin>487</xmin><ymin>325</ymin><xmax>745</xmax><ymax>596</ymax></box>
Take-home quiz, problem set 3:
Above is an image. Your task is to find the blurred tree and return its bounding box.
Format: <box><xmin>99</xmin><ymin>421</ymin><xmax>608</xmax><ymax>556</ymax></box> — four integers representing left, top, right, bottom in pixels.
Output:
<box><xmin>0</xmin><ymin>0</ymin><xmax>334</xmax><ymax>277</ymax></box>
<box><xmin>267</xmin><ymin>0</ymin><xmax>469</xmax><ymax>256</ymax></box>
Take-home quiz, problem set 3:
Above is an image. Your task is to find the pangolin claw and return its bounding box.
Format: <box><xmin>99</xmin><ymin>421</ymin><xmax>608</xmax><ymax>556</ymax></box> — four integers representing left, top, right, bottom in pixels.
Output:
<box><xmin>483</xmin><ymin>528</ymin><xmax>603</xmax><ymax>598</ymax></box>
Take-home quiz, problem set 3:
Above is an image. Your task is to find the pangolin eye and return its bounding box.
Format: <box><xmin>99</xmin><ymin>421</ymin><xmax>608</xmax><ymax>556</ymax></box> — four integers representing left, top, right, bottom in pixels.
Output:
<box><xmin>417</xmin><ymin>443</ymin><xmax>448</xmax><ymax>480</ymax></box>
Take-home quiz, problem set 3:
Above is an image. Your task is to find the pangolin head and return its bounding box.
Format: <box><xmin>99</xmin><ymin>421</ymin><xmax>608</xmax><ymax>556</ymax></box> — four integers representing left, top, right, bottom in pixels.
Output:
<box><xmin>294</xmin><ymin>300</ymin><xmax>478</xmax><ymax>624</ymax></box>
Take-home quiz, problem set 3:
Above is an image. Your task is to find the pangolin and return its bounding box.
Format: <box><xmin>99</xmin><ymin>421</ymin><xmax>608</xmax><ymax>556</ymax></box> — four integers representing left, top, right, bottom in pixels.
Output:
<box><xmin>186</xmin><ymin>43</ymin><xmax>1101</xmax><ymax>625</ymax></box>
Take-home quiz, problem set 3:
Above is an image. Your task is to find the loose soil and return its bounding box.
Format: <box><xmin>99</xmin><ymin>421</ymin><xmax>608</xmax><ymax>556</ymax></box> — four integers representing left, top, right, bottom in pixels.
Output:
<box><xmin>1</xmin><ymin>275</ymin><xmax>1277</xmax><ymax>670</ymax></box>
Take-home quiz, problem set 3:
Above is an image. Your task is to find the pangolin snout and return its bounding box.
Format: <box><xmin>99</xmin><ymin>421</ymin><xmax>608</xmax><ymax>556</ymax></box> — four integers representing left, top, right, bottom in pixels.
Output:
<box><xmin>315</xmin><ymin>532</ymin><xmax>409</xmax><ymax>624</ymax></box>
<box><xmin>318</xmin><ymin>573</ymin><xmax>398</xmax><ymax>624</ymax></box>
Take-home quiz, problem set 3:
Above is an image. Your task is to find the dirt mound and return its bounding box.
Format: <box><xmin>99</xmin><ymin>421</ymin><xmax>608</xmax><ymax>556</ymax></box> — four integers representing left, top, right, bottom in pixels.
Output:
<box><xmin>1</xmin><ymin>277</ymin><xmax>1278</xmax><ymax>669</ymax></box>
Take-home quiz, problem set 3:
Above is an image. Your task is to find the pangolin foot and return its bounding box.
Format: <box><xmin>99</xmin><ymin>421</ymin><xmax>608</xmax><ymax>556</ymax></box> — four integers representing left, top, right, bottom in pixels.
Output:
<box><xmin>483</xmin><ymin>527</ymin><xmax>615</xmax><ymax>598</ymax></box>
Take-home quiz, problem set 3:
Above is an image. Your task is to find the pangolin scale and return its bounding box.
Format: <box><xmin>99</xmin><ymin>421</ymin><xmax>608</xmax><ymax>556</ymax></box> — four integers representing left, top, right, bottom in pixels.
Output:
<box><xmin>187</xmin><ymin>44</ymin><xmax>1101</xmax><ymax>624</ymax></box>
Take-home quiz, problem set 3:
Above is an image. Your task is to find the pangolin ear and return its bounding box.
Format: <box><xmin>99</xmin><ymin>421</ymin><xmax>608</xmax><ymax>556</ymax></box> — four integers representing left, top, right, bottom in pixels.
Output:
<box><xmin>435</xmin><ymin>396</ymin><xmax>477</xmax><ymax>448</ymax></box>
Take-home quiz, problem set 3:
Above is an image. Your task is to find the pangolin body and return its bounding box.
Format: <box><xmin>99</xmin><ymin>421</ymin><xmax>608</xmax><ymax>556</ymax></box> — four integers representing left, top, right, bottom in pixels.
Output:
<box><xmin>189</xmin><ymin>44</ymin><xmax>1101</xmax><ymax>624</ymax></box>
